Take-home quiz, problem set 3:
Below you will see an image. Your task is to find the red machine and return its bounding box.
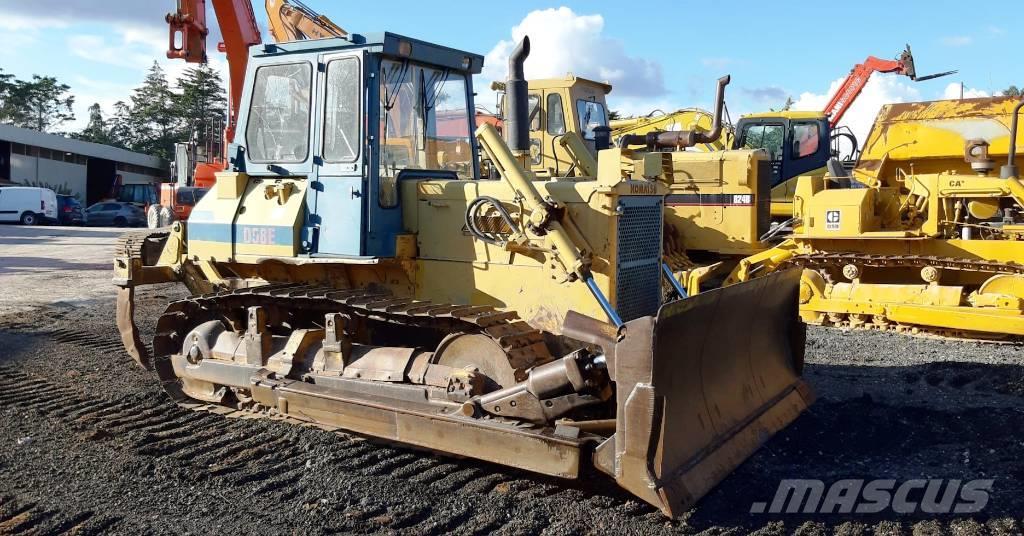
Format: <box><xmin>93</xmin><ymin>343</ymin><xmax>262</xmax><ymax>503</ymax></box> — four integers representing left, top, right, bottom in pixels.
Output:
<box><xmin>823</xmin><ymin>45</ymin><xmax>956</xmax><ymax>128</ymax></box>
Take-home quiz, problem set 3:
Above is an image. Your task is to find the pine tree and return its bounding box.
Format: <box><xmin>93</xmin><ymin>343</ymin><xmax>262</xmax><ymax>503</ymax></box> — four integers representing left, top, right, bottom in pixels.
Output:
<box><xmin>175</xmin><ymin>64</ymin><xmax>227</xmax><ymax>147</ymax></box>
<box><xmin>74</xmin><ymin>103</ymin><xmax>113</xmax><ymax>145</ymax></box>
<box><xmin>129</xmin><ymin>62</ymin><xmax>182</xmax><ymax>160</ymax></box>
<box><xmin>107</xmin><ymin>101</ymin><xmax>135</xmax><ymax>149</ymax></box>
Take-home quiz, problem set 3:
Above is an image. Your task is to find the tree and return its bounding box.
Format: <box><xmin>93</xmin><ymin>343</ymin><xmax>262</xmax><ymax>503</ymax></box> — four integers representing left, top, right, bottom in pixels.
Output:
<box><xmin>107</xmin><ymin>101</ymin><xmax>135</xmax><ymax>149</ymax></box>
<box><xmin>73</xmin><ymin>103</ymin><xmax>114</xmax><ymax>145</ymax></box>
<box><xmin>128</xmin><ymin>62</ymin><xmax>182</xmax><ymax>160</ymax></box>
<box><xmin>175</xmin><ymin>64</ymin><xmax>227</xmax><ymax>147</ymax></box>
<box><xmin>1005</xmin><ymin>86</ymin><xmax>1021</xmax><ymax>97</ymax></box>
<box><xmin>1</xmin><ymin>75</ymin><xmax>75</xmax><ymax>132</ymax></box>
<box><xmin>0</xmin><ymin>69</ymin><xmax>17</xmax><ymax>120</ymax></box>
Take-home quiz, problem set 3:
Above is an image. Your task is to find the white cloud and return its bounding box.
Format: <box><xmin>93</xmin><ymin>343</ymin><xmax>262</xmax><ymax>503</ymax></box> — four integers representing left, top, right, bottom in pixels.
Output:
<box><xmin>0</xmin><ymin>13</ymin><xmax>69</xmax><ymax>31</ymax></box>
<box><xmin>942</xmin><ymin>83</ymin><xmax>990</xmax><ymax>100</ymax></box>
<box><xmin>988</xmin><ymin>26</ymin><xmax>1006</xmax><ymax>36</ymax></box>
<box><xmin>481</xmin><ymin>7</ymin><xmax>665</xmax><ymax>99</ymax></box>
<box><xmin>66</xmin><ymin>33</ymin><xmax>158</xmax><ymax>70</ymax></box>
<box><xmin>941</xmin><ymin>35</ymin><xmax>973</xmax><ymax>47</ymax></box>
<box><xmin>792</xmin><ymin>74</ymin><xmax>922</xmax><ymax>143</ymax></box>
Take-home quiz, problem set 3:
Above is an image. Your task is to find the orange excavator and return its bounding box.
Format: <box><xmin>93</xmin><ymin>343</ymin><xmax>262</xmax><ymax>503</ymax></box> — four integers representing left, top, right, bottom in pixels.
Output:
<box><xmin>151</xmin><ymin>0</ymin><xmax>344</xmax><ymax>228</ymax></box>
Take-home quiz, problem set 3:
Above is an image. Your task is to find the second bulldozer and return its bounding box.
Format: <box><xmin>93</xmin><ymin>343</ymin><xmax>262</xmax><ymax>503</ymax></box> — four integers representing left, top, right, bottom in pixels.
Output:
<box><xmin>733</xmin><ymin>96</ymin><xmax>1024</xmax><ymax>339</ymax></box>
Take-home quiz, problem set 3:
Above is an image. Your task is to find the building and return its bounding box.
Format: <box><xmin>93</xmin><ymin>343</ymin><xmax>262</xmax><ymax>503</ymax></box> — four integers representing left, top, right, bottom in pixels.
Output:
<box><xmin>0</xmin><ymin>123</ymin><xmax>167</xmax><ymax>205</ymax></box>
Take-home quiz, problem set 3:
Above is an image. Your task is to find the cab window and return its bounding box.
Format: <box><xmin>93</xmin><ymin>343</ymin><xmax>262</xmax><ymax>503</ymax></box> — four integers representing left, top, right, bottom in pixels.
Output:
<box><xmin>323</xmin><ymin>57</ymin><xmax>361</xmax><ymax>162</ymax></box>
<box><xmin>546</xmin><ymin>93</ymin><xmax>565</xmax><ymax>135</ymax></box>
<box><xmin>575</xmin><ymin>100</ymin><xmax>607</xmax><ymax>140</ymax></box>
<box><xmin>791</xmin><ymin>122</ymin><xmax>820</xmax><ymax>159</ymax></box>
<box><xmin>379</xmin><ymin>60</ymin><xmax>474</xmax><ymax>208</ymax></box>
<box><xmin>740</xmin><ymin>124</ymin><xmax>784</xmax><ymax>161</ymax></box>
<box><xmin>246</xmin><ymin>63</ymin><xmax>313</xmax><ymax>163</ymax></box>
<box><xmin>528</xmin><ymin>94</ymin><xmax>541</xmax><ymax>131</ymax></box>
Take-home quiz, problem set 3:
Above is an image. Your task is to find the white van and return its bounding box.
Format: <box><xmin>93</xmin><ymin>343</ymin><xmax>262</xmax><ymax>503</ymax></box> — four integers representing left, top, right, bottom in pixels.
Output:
<box><xmin>0</xmin><ymin>186</ymin><xmax>59</xmax><ymax>225</ymax></box>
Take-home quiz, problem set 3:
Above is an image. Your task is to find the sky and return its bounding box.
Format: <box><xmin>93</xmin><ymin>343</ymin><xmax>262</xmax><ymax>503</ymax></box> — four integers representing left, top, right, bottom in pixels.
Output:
<box><xmin>0</xmin><ymin>0</ymin><xmax>1019</xmax><ymax>144</ymax></box>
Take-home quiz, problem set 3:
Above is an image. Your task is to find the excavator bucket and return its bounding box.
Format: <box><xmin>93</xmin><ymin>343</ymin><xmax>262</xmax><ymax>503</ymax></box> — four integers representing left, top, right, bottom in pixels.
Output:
<box><xmin>585</xmin><ymin>269</ymin><xmax>812</xmax><ymax>517</ymax></box>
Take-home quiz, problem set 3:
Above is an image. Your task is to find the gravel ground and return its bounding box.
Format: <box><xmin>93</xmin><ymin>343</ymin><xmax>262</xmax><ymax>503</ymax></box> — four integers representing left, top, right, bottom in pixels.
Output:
<box><xmin>0</xmin><ymin>226</ymin><xmax>1022</xmax><ymax>534</ymax></box>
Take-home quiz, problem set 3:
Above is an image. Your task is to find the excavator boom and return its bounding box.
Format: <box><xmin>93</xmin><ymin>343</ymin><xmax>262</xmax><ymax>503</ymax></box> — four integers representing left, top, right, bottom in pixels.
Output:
<box><xmin>266</xmin><ymin>0</ymin><xmax>347</xmax><ymax>41</ymax></box>
<box><xmin>166</xmin><ymin>0</ymin><xmax>262</xmax><ymax>146</ymax></box>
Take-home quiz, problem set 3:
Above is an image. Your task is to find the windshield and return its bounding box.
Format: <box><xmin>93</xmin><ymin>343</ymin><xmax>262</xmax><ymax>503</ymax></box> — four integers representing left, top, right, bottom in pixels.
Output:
<box><xmin>379</xmin><ymin>60</ymin><xmax>474</xmax><ymax>186</ymax></box>
<box><xmin>576</xmin><ymin>99</ymin><xmax>608</xmax><ymax>140</ymax></box>
<box><xmin>741</xmin><ymin>124</ymin><xmax>785</xmax><ymax>161</ymax></box>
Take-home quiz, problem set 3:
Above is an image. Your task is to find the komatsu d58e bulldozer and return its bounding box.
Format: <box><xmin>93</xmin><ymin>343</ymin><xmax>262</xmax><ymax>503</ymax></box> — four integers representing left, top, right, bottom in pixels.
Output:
<box><xmin>114</xmin><ymin>33</ymin><xmax>811</xmax><ymax>517</ymax></box>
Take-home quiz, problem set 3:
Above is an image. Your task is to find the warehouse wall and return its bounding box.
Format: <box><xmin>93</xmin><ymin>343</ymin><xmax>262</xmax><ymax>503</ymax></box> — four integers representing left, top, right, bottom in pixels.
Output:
<box><xmin>10</xmin><ymin>154</ymin><xmax>88</xmax><ymax>199</ymax></box>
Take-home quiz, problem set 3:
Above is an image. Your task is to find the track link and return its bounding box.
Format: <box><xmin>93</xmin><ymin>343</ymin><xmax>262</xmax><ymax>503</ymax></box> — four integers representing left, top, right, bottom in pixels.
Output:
<box><xmin>783</xmin><ymin>251</ymin><xmax>1024</xmax><ymax>341</ymax></box>
<box><xmin>151</xmin><ymin>283</ymin><xmax>555</xmax><ymax>409</ymax></box>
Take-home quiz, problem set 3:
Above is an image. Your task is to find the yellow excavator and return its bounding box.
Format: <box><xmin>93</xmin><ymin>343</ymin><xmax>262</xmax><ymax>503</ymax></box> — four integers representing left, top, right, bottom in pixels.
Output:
<box><xmin>118</xmin><ymin>4</ymin><xmax>812</xmax><ymax>518</ymax></box>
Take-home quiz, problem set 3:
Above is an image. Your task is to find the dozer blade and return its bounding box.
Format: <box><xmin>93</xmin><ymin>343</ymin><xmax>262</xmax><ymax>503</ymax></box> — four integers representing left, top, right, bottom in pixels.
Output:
<box><xmin>590</xmin><ymin>269</ymin><xmax>812</xmax><ymax>517</ymax></box>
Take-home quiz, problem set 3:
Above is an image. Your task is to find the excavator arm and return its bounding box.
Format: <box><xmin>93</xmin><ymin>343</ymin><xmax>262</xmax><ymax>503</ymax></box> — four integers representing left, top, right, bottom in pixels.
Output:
<box><xmin>610</xmin><ymin>108</ymin><xmax>734</xmax><ymax>151</ymax></box>
<box><xmin>266</xmin><ymin>0</ymin><xmax>347</xmax><ymax>41</ymax></box>
<box><xmin>167</xmin><ymin>0</ymin><xmax>262</xmax><ymax>146</ymax></box>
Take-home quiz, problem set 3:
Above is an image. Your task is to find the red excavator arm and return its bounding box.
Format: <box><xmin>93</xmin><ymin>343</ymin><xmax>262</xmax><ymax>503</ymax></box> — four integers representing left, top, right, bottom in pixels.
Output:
<box><xmin>823</xmin><ymin>45</ymin><xmax>955</xmax><ymax>128</ymax></box>
<box><xmin>166</xmin><ymin>0</ymin><xmax>262</xmax><ymax>147</ymax></box>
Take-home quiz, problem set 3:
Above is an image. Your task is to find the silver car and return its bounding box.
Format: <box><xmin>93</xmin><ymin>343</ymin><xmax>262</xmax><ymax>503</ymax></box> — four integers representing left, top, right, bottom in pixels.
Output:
<box><xmin>85</xmin><ymin>202</ymin><xmax>146</xmax><ymax>227</ymax></box>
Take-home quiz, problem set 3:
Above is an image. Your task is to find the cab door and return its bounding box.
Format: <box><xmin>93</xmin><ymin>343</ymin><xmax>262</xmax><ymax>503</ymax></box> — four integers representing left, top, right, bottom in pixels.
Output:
<box><xmin>313</xmin><ymin>52</ymin><xmax>365</xmax><ymax>256</ymax></box>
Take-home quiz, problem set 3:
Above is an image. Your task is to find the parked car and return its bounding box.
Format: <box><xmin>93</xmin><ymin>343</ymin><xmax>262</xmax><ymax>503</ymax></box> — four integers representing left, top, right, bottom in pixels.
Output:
<box><xmin>56</xmin><ymin>195</ymin><xmax>85</xmax><ymax>226</ymax></box>
<box><xmin>0</xmin><ymin>186</ymin><xmax>58</xmax><ymax>225</ymax></box>
<box><xmin>85</xmin><ymin>201</ymin><xmax>146</xmax><ymax>227</ymax></box>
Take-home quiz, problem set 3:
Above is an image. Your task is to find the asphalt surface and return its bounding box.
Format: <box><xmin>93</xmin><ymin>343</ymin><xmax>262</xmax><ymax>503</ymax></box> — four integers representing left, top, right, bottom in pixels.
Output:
<box><xmin>0</xmin><ymin>225</ymin><xmax>1022</xmax><ymax>534</ymax></box>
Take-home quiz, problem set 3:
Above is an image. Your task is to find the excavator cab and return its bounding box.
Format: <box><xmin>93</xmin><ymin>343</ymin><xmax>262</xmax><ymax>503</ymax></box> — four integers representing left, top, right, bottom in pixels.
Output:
<box><xmin>733</xmin><ymin>112</ymin><xmax>832</xmax><ymax>217</ymax></box>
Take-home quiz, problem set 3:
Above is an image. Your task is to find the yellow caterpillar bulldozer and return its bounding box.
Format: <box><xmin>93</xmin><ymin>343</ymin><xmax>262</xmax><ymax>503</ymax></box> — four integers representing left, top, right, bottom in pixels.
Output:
<box><xmin>732</xmin><ymin>96</ymin><xmax>1024</xmax><ymax>339</ymax></box>
<box><xmin>115</xmin><ymin>21</ymin><xmax>811</xmax><ymax>519</ymax></box>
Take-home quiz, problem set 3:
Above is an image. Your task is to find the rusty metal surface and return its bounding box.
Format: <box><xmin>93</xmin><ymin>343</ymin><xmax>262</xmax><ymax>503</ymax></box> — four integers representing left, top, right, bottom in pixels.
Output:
<box><xmin>595</xmin><ymin>269</ymin><xmax>812</xmax><ymax>518</ymax></box>
<box><xmin>116</xmin><ymin>287</ymin><xmax>151</xmax><ymax>370</ymax></box>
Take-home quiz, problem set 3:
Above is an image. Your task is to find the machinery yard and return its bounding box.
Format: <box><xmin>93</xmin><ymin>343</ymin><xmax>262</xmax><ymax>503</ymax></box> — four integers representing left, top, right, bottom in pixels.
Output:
<box><xmin>2</xmin><ymin>0</ymin><xmax>1024</xmax><ymax>533</ymax></box>
<box><xmin>1</xmin><ymin>225</ymin><xmax>1022</xmax><ymax>534</ymax></box>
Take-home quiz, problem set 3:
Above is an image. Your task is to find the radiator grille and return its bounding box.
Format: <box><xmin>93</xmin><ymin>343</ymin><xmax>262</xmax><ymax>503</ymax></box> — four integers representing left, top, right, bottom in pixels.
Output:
<box><xmin>614</xmin><ymin>196</ymin><xmax>663</xmax><ymax>322</ymax></box>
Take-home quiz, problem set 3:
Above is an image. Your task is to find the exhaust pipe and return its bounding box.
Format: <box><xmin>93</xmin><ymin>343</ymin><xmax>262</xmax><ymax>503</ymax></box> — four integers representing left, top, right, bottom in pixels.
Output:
<box><xmin>1001</xmin><ymin>97</ymin><xmax>1024</xmax><ymax>179</ymax></box>
<box><xmin>695</xmin><ymin>75</ymin><xmax>731</xmax><ymax>145</ymax></box>
<box><xmin>618</xmin><ymin>75</ymin><xmax>731</xmax><ymax>150</ymax></box>
<box><xmin>505</xmin><ymin>36</ymin><xmax>531</xmax><ymax>156</ymax></box>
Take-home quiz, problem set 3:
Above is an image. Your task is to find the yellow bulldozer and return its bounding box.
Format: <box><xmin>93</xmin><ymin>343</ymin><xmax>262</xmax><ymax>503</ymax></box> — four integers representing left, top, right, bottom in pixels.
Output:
<box><xmin>495</xmin><ymin>68</ymin><xmax>1024</xmax><ymax>341</ymax></box>
<box><xmin>115</xmin><ymin>15</ymin><xmax>811</xmax><ymax>519</ymax></box>
<box><xmin>732</xmin><ymin>96</ymin><xmax>1024</xmax><ymax>339</ymax></box>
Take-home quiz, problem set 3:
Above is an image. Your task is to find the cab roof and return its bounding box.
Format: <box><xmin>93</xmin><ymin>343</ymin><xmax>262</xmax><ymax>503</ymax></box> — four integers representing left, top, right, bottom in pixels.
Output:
<box><xmin>253</xmin><ymin>32</ymin><xmax>484</xmax><ymax>74</ymax></box>
<box><xmin>526</xmin><ymin>74</ymin><xmax>612</xmax><ymax>94</ymax></box>
<box><xmin>740</xmin><ymin>110</ymin><xmax>827</xmax><ymax>120</ymax></box>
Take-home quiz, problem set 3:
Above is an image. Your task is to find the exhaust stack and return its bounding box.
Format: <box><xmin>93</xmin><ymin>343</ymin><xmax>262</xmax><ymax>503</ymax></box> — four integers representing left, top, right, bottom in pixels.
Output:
<box><xmin>505</xmin><ymin>36</ymin><xmax>531</xmax><ymax>157</ymax></box>
<box><xmin>1002</xmin><ymin>97</ymin><xmax>1024</xmax><ymax>179</ymax></box>
<box><xmin>618</xmin><ymin>75</ymin><xmax>731</xmax><ymax>150</ymax></box>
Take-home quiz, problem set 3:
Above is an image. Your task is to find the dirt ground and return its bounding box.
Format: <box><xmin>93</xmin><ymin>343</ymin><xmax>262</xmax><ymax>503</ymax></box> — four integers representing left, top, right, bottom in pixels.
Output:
<box><xmin>0</xmin><ymin>225</ymin><xmax>1023</xmax><ymax>535</ymax></box>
